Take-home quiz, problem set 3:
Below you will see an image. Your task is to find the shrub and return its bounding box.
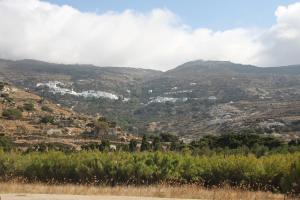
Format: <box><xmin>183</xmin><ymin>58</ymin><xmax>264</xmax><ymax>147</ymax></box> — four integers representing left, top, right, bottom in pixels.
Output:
<box><xmin>99</xmin><ymin>140</ymin><xmax>110</xmax><ymax>151</ymax></box>
<box><xmin>141</xmin><ymin>135</ymin><xmax>150</xmax><ymax>151</ymax></box>
<box><xmin>0</xmin><ymin>151</ymin><xmax>299</xmax><ymax>194</ymax></box>
<box><xmin>0</xmin><ymin>136</ymin><xmax>14</xmax><ymax>152</ymax></box>
<box><xmin>40</xmin><ymin>115</ymin><xmax>55</xmax><ymax>124</ymax></box>
<box><xmin>81</xmin><ymin>143</ymin><xmax>100</xmax><ymax>151</ymax></box>
<box><xmin>152</xmin><ymin>137</ymin><xmax>162</xmax><ymax>151</ymax></box>
<box><xmin>41</xmin><ymin>105</ymin><xmax>53</xmax><ymax>113</ymax></box>
<box><xmin>129</xmin><ymin>140</ymin><xmax>137</xmax><ymax>152</ymax></box>
<box><xmin>190</xmin><ymin>133</ymin><xmax>285</xmax><ymax>152</ymax></box>
<box><xmin>160</xmin><ymin>133</ymin><xmax>179</xmax><ymax>142</ymax></box>
<box><xmin>281</xmin><ymin>160</ymin><xmax>300</xmax><ymax>195</ymax></box>
<box><xmin>23</xmin><ymin>102</ymin><xmax>35</xmax><ymax>111</ymax></box>
<box><xmin>26</xmin><ymin>143</ymin><xmax>74</xmax><ymax>153</ymax></box>
<box><xmin>2</xmin><ymin>108</ymin><xmax>22</xmax><ymax>120</ymax></box>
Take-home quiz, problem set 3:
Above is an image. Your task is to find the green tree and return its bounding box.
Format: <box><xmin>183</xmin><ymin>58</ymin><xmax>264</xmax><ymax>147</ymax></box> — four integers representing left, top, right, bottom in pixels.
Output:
<box><xmin>262</xmin><ymin>136</ymin><xmax>282</xmax><ymax>149</ymax></box>
<box><xmin>140</xmin><ymin>135</ymin><xmax>150</xmax><ymax>151</ymax></box>
<box><xmin>99</xmin><ymin>140</ymin><xmax>110</xmax><ymax>151</ymax></box>
<box><xmin>160</xmin><ymin>133</ymin><xmax>179</xmax><ymax>142</ymax></box>
<box><xmin>129</xmin><ymin>140</ymin><xmax>137</xmax><ymax>152</ymax></box>
<box><xmin>152</xmin><ymin>137</ymin><xmax>161</xmax><ymax>151</ymax></box>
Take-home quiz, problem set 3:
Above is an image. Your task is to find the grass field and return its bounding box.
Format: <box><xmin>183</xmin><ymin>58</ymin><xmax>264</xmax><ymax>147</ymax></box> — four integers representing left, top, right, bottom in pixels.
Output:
<box><xmin>0</xmin><ymin>182</ymin><xmax>295</xmax><ymax>200</ymax></box>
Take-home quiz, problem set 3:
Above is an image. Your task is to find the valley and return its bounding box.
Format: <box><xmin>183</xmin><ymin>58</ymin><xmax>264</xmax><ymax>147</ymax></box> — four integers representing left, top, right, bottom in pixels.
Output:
<box><xmin>1</xmin><ymin>59</ymin><xmax>300</xmax><ymax>197</ymax></box>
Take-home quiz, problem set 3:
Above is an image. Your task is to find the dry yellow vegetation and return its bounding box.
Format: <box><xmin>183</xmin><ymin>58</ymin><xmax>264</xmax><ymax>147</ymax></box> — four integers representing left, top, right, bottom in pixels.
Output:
<box><xmin>0</xmin><ymin>182</ymin><xmax>296</xmax><ymax>200</ymax></box>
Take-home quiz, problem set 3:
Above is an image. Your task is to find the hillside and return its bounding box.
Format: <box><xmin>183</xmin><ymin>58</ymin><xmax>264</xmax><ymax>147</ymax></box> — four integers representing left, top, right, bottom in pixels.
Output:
<box><xmin>138</xmin><ymin>60</ymin><xmax>300</xmax><ymax>139</ymax></box>
<box><xmin>0</xmin><ymin>82</ymin><xmax>136</xmax><ymax>150</ymax></box>
<box><xmin>0</xmin><ymin>59</ymin><xmax>300</xmax><ymax>140</ymax></box>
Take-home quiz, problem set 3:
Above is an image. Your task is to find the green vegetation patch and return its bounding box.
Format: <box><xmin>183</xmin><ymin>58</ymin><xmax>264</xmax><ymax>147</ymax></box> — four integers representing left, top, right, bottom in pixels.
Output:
<box><xmin>0</xmin><ymin>136</ymin><xmax>14</xmax><ymax>152</ymax></box>
<box><xmin>0</xmin><ymin>151</ymin><xmax>299</xmax><ymax>194</ymax></box>
<box><xmin>2</xmin><ymin>108</ymin><xmax>22</xmax><ymax>120</ymax></box>
<box><xmin>23</xmin><ymin>102</ymin><xmax>35</xmax><ymax>111</ymax></box>
<box><xmin>41</xmin><ymin>105</ymin><xmax>53</xmax><ymax>113</ymax></box>
<box><xmin>40</xmin><ymin>115</ymin><xmax>55</xmax><ymax>124</ymax></box>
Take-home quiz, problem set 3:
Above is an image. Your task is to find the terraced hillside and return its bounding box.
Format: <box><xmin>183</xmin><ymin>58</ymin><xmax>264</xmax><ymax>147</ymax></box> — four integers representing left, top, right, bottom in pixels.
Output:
<box><xmin>0</xmin><ymin>82</ymin><xmax>136</xmax><ymax>150</ymax></box>
<box><xmin>0</xmin><ymin>59</ymin><xmax>299</xmax><ymax>139</ymax></box>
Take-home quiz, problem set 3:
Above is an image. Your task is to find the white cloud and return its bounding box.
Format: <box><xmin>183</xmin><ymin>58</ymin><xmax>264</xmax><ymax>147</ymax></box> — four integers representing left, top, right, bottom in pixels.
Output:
<box><xmin>258</xmin><ymin>2</ymin><xmax>300</xmax><ymax>66</ymax></box>
<box><xmin>0</xmin><ymin>0</ymin><xmax>299</xmax><ymax>70</ymax></box>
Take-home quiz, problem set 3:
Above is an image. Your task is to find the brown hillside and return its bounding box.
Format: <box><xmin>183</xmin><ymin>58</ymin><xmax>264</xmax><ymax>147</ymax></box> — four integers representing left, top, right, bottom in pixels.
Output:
<box><xmin>0</xmin><ymin>83</ymin><xmax>137</xmax><ymax>150</ymax></box>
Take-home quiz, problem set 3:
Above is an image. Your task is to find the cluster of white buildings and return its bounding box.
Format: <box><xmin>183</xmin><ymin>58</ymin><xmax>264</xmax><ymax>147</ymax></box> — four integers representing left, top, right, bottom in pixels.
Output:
<box><xmin>36</xmin><ymin>81</ymin><xmax>119</xmax><ymax>100</ymax></box>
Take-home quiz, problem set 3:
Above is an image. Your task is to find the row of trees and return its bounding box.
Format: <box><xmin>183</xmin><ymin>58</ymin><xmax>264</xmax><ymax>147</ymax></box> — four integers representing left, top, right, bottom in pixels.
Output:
<box><xmin>1</xmin><ymin>132</ymin><xmax>300</xmax><ymax>157</ymax></box>
<box><xmin>130</xmin><ymin>133</ymin><xmax>300</xmax><ymax>156</ymax></box>
<box><xmin>79</xmin><ymin>133</ymin><xmax>300</xmax><ymax>158</ymax></box>
<box><xmin>81</xmin><ymin>133</ymin><xmax>180</xmax><ymax>152</ymax></box>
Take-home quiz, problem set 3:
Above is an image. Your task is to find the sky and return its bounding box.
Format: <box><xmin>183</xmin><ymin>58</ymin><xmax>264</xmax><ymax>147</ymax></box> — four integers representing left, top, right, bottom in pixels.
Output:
<box><xmin>0</xmin><ymin>0</ymin><xmax>300</xmax><ymax>70</ymax></box>
<box><xmin>44</xmin><ymin>0</ymin><xmax>298</xmax><ymax>30</ymax></box>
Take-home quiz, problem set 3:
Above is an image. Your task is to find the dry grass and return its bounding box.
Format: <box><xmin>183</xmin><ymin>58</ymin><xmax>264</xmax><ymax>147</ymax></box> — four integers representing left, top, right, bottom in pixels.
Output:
<box><xmin>0</xmin><ymin>182</ymin><xmax>297</xmax><ymax>200</ymax></box>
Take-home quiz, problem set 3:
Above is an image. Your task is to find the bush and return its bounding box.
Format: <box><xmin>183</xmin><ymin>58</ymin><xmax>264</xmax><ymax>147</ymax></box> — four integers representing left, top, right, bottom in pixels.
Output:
<box><xmin>81</xmin><ymin>143</ymin><xmax>100</xmax><ymax>151</ymax></box>
<box><xmin>99</xmin><ymin>140</ymin><xmax>110</xmax><ymax>151</ymax></box>
<box><xmin>129</xmin><ymin>140</ymin><xmax>137</xmax><ymax>152</ymax></box>
<box><xmin>0</xmin><ymin>136</ymin><xmax>14</xmax><ymax>152</ymax></box>
<box><xmin>190</xmin><ymin>133</ymin><xmax>285</xmax><ymax>153</ymax></box>
<box><xmin>2</xmin><ymin>108</ymin><xmax>22</xmax><ymax>120</ymax></box>
<box><xmin>26</xmin><ymin>143</ymin><xmax>74</xmax><ymax>153</ymax></box>
<box><xmin>280</xmin><ymin>160</ymin><xmax>300</xmax><ymax>195</ymax></box>
<box><xmin>40</xmin><ymin>115</ymin><xmax>55</xmax><ymax>124</ymax></box>
<box><xmin>141</xmin><ymin>135</ymin><xmax>150</xmax><ymax>151</ymax></box>
<box><xmin>0</xmin><ymin>151</ymin><xmax>298</xmax><ymax>194</ymax></box>
<box><xmin>23</xmin><ymin>102</ymin><xmax>35</xmax><ymax>111</ymax></box>
<box><xmin>41</xmin><ymin>105</ymin><xmax>53</xmax><ymax>113</ymax></box>
<box><xmin>160</xmin><ymin>133</ymin><xmax>179</xmax><ymax>142</ymax></box>
<box><xmin>152</xmin><ymin>137</ymin><xmax>162</xmax><ymax>151</ymax></box>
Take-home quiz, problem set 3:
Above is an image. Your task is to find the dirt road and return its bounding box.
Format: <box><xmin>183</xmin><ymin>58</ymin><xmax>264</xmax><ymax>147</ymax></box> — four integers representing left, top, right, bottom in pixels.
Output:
<box><xmin>0</xmin><ymin>194</ymin><xmax>198</xmax><ymax>200</ymax></box>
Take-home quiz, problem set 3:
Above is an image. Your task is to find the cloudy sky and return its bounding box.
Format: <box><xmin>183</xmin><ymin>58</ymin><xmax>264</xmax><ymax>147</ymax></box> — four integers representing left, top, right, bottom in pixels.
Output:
<box><xmin>0</xmin><ymin>0</ymin><xmax>300</xmax><ymax>70</ymax></box>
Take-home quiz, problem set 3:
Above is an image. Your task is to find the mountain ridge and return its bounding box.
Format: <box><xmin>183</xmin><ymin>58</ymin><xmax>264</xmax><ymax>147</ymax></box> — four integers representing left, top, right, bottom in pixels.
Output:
<box><xmin>2</xmin><ymin>57</ymin><xmax>300</xmax><ymax>72</ymax></box>
<box><xmin>0</xmin><ymin>58</ymin><xmax>299</xmax><ymax>139</ymax></box>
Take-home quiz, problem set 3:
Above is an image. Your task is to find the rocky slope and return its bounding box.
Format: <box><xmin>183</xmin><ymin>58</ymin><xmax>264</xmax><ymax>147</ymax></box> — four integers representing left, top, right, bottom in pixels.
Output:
<box><xmin>0</xmin><ymin>82</ymin><xmax>136</xmax><ymax>150</ymax></box>
<box><xmin>0</xmin><ymin>59</ymin><xmax>299</xmax><ymax>140</ymax></box>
